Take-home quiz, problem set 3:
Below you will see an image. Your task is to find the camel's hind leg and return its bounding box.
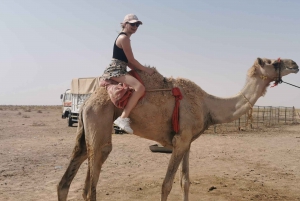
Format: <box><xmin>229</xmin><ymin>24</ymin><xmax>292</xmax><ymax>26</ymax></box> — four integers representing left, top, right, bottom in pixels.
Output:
<box><xmin>84</xmin><ymin>141</ymin><xmax>112</xmax><ymax>200</ymax></box>
<box><xmin>83</xmin><ymin>105</ymin><xmax>114</xmax><ymax>201</ymax></box>
<box><xmin>57</xmin><ymin>121</ymin><xmax>87</xmax><ymax>201</ymax></box>
<box><xmin>180</xmin><ymin>150</ymin><xmax>190</xmax><ymax>201</ymax></box>
<box><xmin>161</xmin><ymin>133</ymin><xmax>191</xmax><ymax>201</ymax></box>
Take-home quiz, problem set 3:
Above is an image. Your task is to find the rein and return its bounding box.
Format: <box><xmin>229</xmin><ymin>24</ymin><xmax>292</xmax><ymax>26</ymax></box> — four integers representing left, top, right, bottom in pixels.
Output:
<box><xmin>280</xmin><ymin>81</ymin><xmax>300</xmax><ymax>89</ymax></box>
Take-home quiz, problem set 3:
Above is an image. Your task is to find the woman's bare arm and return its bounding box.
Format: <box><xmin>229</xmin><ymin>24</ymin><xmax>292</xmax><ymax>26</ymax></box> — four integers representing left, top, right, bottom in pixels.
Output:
<box><xmin>120</xmin><ymin>36</ymin><xmax>154</xmax><ymax>75</ymax></box>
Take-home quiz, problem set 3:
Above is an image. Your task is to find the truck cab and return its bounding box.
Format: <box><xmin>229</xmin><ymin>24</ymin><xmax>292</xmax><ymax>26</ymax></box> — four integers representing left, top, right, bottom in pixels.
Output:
<box><xmin>60</xmin><ymin>78</ymin><xmax>124</xmax><ymax>133</ymax></box>
<box><xmin>61</xmin><ymin>77</ymin><xmax>99</xmax><ymax>127</ymax></box>
<box><xmin>60</xmin><ymin>89</ymin><xmax>72</xmax><ymax>119</ymax></box>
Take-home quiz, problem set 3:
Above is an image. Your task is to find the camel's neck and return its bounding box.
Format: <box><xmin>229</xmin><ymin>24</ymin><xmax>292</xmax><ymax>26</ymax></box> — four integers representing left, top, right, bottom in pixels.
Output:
<box><xmin>204</xmin><ymin>76</ymin><xmax>269</xmax><ymax>124</ymax></box>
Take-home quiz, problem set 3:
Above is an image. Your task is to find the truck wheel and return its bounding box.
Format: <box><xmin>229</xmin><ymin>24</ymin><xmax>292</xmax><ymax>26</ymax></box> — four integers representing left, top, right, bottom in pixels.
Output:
<box><xmin>68</xmin><ymin>114</ymin><xmax>73</xmax><ymax>127</ymax></box>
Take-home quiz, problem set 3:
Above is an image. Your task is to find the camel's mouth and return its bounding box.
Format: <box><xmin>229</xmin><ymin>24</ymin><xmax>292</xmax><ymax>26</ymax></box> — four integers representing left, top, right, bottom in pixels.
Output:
<box><xmin>286</xmin><ymin>66</ymin><xmax>299</xmax><ymax>73</ymax></box>
<box><xmin>281</xmin><ymin>63</ymin><xmax>299</xmax><ymax>77</ymax></box>
<box><xmin>286</xmin><ymin>60</ymin><xmax>299</xmax><ymax>73</ymax></box>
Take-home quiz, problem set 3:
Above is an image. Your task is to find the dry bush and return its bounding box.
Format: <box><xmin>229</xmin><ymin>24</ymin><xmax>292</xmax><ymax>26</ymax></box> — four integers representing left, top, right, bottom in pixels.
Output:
<box><xmin>32</xmin><ymin>121</ymin><xmax>45</xmax><ymax>126</ymax></box>
<box><xmin>24</xmin><ymin>108</ymin><xmax>31</xmax><ymax>112</ymax></box>
<box><xmin>37</xmin><ymin>110</ymin><xmax>42</xmax><ymax>113</ymax></box>
<box><xmin>0</xmin><ymin>107</ymin><xmax>3</xmax><ymax>111</ymax></box>
<box><xmin>10</xmin><ymin>107</ymin><xmax>18</xmax><ymax>111</ymax></box>
<box><xmin>22</xmin><ymin>115</ymin><xmax>30</xmax><ymax>118</ymax></box>
<box><xmin>17</xmin><ymin>112</ymin><xmax>22</xmax><ymax>115</ymax></box>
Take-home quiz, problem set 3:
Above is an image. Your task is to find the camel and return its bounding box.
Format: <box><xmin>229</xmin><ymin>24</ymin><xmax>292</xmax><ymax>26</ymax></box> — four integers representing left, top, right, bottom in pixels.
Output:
<box><xmin>57</xmin><ymin>58</ymin><xmax>298</xmax><ymax>201</ymax></box>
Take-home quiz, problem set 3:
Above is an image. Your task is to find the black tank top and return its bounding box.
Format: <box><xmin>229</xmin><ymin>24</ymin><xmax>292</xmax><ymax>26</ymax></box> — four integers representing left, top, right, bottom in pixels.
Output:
<box><xmin>112</xmin><ymin>32</ymin><xmax>128</xmax><ymax>63</ymax></box>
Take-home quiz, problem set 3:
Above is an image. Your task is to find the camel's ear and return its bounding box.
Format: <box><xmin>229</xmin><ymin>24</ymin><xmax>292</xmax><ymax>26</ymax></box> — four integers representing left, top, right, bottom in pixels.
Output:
<box><xmin>257</xmin><ymin>57</ymin><xmax>265</xmax><ymax>67</ymax></box>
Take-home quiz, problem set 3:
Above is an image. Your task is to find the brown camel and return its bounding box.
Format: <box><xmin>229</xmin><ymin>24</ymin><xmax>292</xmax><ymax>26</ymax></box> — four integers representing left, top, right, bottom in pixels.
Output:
<box><xmin>57</xmin><ymin>58</ymin><xmax>298</xmax><ymax>201</ymax></box>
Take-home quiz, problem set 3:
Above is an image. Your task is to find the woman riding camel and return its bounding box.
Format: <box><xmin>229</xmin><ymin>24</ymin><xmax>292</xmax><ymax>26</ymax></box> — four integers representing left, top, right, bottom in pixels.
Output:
<box><xmin>101</xmin><ymin>14</ymin><xmax>155</xmax><ymax>134</ymax></box>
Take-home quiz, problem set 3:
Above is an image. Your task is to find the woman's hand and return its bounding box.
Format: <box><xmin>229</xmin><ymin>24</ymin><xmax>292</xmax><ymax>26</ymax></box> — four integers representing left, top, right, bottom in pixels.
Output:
<box><xmin>144</xmin><ymin>67</ymin><xmax>155</xmax><ymax>75</ymax></box>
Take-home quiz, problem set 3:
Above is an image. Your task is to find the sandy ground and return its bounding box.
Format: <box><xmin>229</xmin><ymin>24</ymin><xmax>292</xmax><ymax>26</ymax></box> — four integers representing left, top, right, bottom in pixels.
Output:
<box><xmin>0</xmin><ymin>106</ymin><xmax>300</xmax><ymax>201</ymax></box>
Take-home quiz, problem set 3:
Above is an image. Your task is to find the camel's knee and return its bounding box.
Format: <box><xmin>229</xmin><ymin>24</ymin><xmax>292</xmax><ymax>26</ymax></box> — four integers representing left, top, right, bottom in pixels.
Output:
<box><xmin>101</xmin><ymin>143</ymin><xmax>112</xmax><ymax>161</ymax></box>
<box><xmin>101</xmin><ymin>143</ymin><xmax>112</xmax><ymax>154</ymax></box>
<box><xmin>172</xmin><ymin>134</ymin><xmax>191</xmax><ymax>150</ymax></box>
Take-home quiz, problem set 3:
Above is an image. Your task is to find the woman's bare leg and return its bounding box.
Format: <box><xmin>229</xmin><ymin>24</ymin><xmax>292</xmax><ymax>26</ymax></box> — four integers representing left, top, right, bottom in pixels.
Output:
<box><xmin>111</xmin><ymin>74</ymin><xmax>145</xmax><ymax>117</ymax></box>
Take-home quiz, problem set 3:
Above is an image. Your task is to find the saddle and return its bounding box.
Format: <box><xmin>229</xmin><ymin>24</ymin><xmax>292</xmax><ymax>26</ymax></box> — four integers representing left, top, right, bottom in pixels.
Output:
<box><xmin>99</xmin><ymin>70</ymin><xmax>182</xmax><ymax>133</ymax></box>
<box><xmin>99</xmin><ymin>70</ymin><xmax>145</xmax><ymax>109</ymax></box>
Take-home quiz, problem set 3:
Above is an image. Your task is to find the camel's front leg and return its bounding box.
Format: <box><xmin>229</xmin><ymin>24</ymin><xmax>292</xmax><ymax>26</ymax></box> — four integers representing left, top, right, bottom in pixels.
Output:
<box><xmin>161</xmin><ymin>133</ymin><xmax>191</xmax><ymax>201</ymax></box>
<box><xmin>180</xmin><ymin>150</ymin><xmax>190</xmax><ymax>201</ymax></box>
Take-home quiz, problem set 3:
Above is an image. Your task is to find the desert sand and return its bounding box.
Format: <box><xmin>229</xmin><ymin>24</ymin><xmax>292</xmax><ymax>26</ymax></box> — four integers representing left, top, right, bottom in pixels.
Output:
<box><xmin>0</xmin><ymin>106</ymin><xmax>299</xmax><ymax>201</ymax></box>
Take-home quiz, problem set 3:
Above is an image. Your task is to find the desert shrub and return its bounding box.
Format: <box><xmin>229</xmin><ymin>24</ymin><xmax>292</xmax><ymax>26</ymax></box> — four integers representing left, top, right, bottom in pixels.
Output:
<box><xmin>37</xmin><ymin>110</ymin><xmax>42</xmax><ymax>113</ymax></box>
<box><xmin>10</xmin><ymin>107</ymin><xmax>17</xmax><ymax>111</ymax></box>
<box><xmin>22</xmin><ymin>115</ymin><xmax>30</xmax><ymax>118</ymax></box>
<box><xmin>17</xmin><ymin>112</ymin><xmax>22</xmax><ymax>115</ymax></box>
<box><xmin>24</xmin><ymin>108</ymin><xmax>31</xmax><ymax>112</ymax></box>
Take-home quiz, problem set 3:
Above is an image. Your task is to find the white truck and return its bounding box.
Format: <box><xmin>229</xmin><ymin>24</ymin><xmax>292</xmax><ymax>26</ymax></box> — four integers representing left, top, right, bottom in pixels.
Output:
<box><xmin>60</xmin><ymin>77</ymin><xmax>99</xmax><ymax>127</ymax></box>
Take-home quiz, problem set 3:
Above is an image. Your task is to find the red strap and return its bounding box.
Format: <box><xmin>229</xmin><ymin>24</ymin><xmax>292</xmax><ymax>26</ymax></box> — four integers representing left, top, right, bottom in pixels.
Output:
<box><xmin>172</xmin><ymin>87</ymin><xmax>183</xmax><ymax>133</ymax></box>
<box><xmin>270</xmin><ymin>83</ymin><xmax>278</xmax><ymax>88</ymax></box>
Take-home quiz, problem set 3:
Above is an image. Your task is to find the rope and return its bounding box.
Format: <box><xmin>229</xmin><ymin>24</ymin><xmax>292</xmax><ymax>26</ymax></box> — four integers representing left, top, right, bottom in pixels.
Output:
<box><xmin>240</xmin><ymin>93</ymin><xmax>253</xmax><ymax>109</ymax></box>
<box><xmin>239</xmin><ymin>92</ymin><xmax>253</xmax><ymax>128</ymax></box>
<box><xmin>281</xmin><ymin>81</ymin><xmax>300</xmax><ymax>89</ymax></box>
<box><xmin>245</xmin><ymin>108</ymin><xmax>253</xmax><ymax>127</ymax></box>
<box><xmin>146</xmin><ymin>88</ymin><xmax>172</xmax><ymax>92</ymax></box>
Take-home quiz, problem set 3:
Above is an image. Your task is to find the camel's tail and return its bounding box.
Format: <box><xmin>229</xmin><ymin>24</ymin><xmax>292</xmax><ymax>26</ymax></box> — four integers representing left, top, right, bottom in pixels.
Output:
<box><xmin>57</xmin><ymin>109</ymin><xmax>87</xmax><ymax>201</ymax></box>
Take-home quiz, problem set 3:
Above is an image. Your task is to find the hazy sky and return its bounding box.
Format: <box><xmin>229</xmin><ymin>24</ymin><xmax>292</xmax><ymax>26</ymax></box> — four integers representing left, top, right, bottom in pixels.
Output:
<box><xmin>1</xmin><ymin>0</ymin><xmax>300</xmax><ymax>107</ymax></box>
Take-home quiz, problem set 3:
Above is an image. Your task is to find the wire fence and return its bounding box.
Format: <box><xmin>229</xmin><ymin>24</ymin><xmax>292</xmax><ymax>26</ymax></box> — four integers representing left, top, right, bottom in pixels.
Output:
<box><xmin>209</xmin><ymin>106</ymin><xmax>298</xmax><ymax>133</ymax></box>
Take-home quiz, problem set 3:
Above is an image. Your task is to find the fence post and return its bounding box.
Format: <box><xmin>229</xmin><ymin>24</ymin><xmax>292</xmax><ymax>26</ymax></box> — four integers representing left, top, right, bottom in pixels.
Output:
<box><xmin>262</xmin><ymin>106</ymin><xmax>265</xmax><ymax>124</ymax></box>
<box><xmin>285</xmin><ymin>107</ymin><xmax>287</xmax><ymax>124</ymax></box>
<box><xmin>270</xmin><ymin>106</ymin><xmax>272</xmax><ymax>126</ymax></box>
<box><xmin>277</xmin><ymin>107</ymin><xmax>280</xmax><ymax>123</ymax></box>
<box><xmin>257</xmin><ymin>106</ymin><xmax>259</xmax><ymax>128</ymax></box>
<box><xmin>292</xmin><ymin>106</ymin><xmax>295</xmax><ymax>123</ymax></box>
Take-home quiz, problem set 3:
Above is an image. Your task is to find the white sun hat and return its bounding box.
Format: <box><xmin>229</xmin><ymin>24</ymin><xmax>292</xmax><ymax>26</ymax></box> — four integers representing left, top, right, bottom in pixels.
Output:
<box><xmin>122</xmin><ymin>14</ymin><xmax>143</xmax><ymax>24</ymax></box>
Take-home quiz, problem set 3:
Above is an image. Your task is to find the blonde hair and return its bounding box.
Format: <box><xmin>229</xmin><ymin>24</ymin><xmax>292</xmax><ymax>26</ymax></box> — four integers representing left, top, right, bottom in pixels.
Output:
<box><xmin>119</xmin><ymin>22</ymin><xmax>126</xmax><ymax>33</ymax></box>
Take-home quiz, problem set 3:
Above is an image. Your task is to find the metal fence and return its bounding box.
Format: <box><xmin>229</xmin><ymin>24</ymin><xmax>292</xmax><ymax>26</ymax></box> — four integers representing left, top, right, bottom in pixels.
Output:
<box><xmin>210</xmin><ymin>106</ymin><xmax>297</xmax><ymax>133</ymax></box>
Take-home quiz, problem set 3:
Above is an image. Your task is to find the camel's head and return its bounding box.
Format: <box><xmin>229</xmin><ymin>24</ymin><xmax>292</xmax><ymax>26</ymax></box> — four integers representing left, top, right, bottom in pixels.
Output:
<box><xmin>254</xmin><ymin>58</ymin><xmax>299</xmax><ymax>81</ymax></box>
